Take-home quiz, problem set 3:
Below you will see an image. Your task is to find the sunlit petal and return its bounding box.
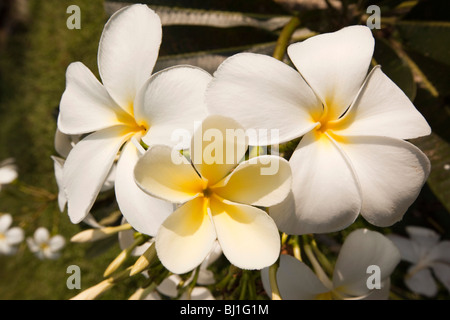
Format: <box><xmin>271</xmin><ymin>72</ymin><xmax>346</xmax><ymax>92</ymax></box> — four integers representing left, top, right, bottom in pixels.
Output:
<box><xmin>134</xmin><ymin>145</ymin><xmax>203</xmax><ymax>203</ymax></box>
<box><xmin>98</xmin><ymin>4</ymin><xmax>162</xmax><ymax>112</ymax></box>
<box><xmin>210</xmin><ymin>198</ymin><xmax>280</xmax><ymax>270</ymax></box>
<box><xmin>136</xmin><ymin>66</ymin><xmax>211</xmax><ymax>148</ymax></box>
<box><xmin>213</xmin><ymin>155</ymin><xmax>291</xmax><ymax>207</ymax></box>
<box><xmin>156</xmin><ymin>197</ymin><xmax>216</xmax><ymax>274</ymax></box>
<box><xmin>63</xmin><ymin>125</ymin><xmax>133</xmax><ymax>223</ymax></box>
<box><xmin>288</xmin><ymin>25</ymin><xmax>374</xmax><ymax>120</ymax></box>
<box><xmin>190</xmin><ymin>115</ymin><xmax>248</xmax><ymax>186</ymax></box>
<box><xmin>337</xmin><ymin>136</ymin><xmax>430</xmax><ymax>227</ymax></box>
<box><xmin>116</xmin><ymin>141</ymin><xmax>173</xmax><ymax>236</ymax></box>
<box><xmin>206</xmin><ymin>52</ymin><xmax>320</xmax><ymax>145</ymax></box>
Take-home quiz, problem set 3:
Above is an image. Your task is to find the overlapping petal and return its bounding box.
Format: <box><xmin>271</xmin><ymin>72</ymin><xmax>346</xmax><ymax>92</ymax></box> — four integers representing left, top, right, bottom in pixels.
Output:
<box><xmin>334</xmin><ymin>66</ymin><xmax>431</xmax><ymax>139</ymax></box>
<box><xmin>209</xmin><ymin>198</ymin><xmax>280</xmax><ymax>270</ymax></box>
<box><xmin>287</xmin><ymin>25</ymin><xmax>374</xmax><ymax>120</ymax></box>
<box><xmin>134</xmin><ymin>145</ymin><xmax>203</xmax><ymax>203</ymax></box>
<box><xmin>116</xmin><ymin>141</ymin><xmax>173</xmax><ymax>236</ymax></box>
<box><xmin>213</xmin><ymin>155</ymin><xmax>292</xmax><ymax>207</ymax></box>
<box><xmin>281</xmin><ymin>131</ymin><xmax>361</xmax><ymax>234</ymax></box>
<box><xmin>261</xmin><ymin>254</ymin><xmax>329</xmax><ymax>300</ymax></box>
<box><xmin>58</xmin><ymin>62</ymin><xmax>134</xmax><ymax>135</ymax></box>
<box><xmin>63</xmin><ymin>125</ymin><xmax>134</xmax><ymax>223</ymax></box>
<box><xmin>206</xmin><ymin>53</ymin><xmax>320</xmax><ymax>145</ymax></box>
<box><xmin>98</xmin><ymin>4</ymin><xmax>162</xmax><ymax>112</ymax></box>
<box><xmin>333</xmin><ymin>229</ymin><xmax>400</xmax><ymax>297</ymax></box>
<box><xmin>135</xmin><ymin>66</ymin><xmax>211</xmax><ymax>148</ymax></box>
<box><xmin>190</xmin><ymin>115</ymin><xmax>248</xmax><ymax>185</ymax></box>
<box><xmin>336</xmin><ymin>136</ymin><xmax>430</xmax><ymax>227</ymax></box>
<box><xmin>156</xmin><ymin>197</ymin><xmax>216</xmax><ymax>274</ymax></box>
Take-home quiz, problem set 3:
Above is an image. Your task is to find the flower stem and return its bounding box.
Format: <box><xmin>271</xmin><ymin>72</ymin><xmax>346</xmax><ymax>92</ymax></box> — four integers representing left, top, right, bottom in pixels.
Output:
<box><xmin>272</xmin><ymin>16</ymin><xmax>301</xmax><ymax>61</ymax></box>
<box><xmin>268</xmin><ymin>261</ymin><xmax>282</xmax><ymax>300</ymax></box>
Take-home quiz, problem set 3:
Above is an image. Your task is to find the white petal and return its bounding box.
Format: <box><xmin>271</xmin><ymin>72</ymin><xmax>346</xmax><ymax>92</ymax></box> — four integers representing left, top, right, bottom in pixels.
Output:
<box><xmin>213</xmin><ymin>155</ymin><xmax>292</xmax><ymax>207</ymax></box>
<box><xmin>58</xmin><ymin>62</ymin><xmax>133</xmax><ymax>135</ymax></box>
<box><xmin>98</xmin><ymin>4</ymin><xmax>162</xmax><ymax>111</ymax></box>
<box><xmin>156</xmin><ymin>197</ymin><xmax>216</xmax><ymax>274</ymax></box>
<box><xmin>206</xmin><ymin>52</ymin><xmax>321</xmax><ymax>145</ymax></box>
<box><xmin>405</xmin><ymin>266</ymin><xmax>438</xmax><ymax>297</ymax></box>
<box><xmin>280</xmin><ymin>131</ymin><xmax>361</xmax><ymax>234</ymax></box>
<box><xmin>428</xmin><ymin>240</ymin><xmax>450</xmax><ymax>264</ymax></box>
<box><xmin>34</xmin><ymin>227</ymin><xmax>50</xmax><ymax>245</ymax></box>
<box><xmin>333</xmin><ymin>229</ymin><xmax>400</xmax><ymax>297</ymax></box>
<box><xmin>136</xmin><ymin>66</ymin><xmax>211</xmax><ymax>148</ymax></box>
<box><xmin>337</xmin><ymin>136</ymin><xmax>430</xmax><ymax>227</ymax></box>
<box><xmin>431</xmin><ymin>262</ymin><xmax>450</xmax><ymax>293</ymax></box>
<box><xmin>63</xmin><ymin>126</ymin><xmax>133</xmax><ymax>223</ymax></box>
<box><xmin>49</xmin><ymin>235</ymin><xmax>66</xmax><ymax>251</ymax></box>
<box><xmin>54</xmin><ymin>129</ymin><xmax>79</xmax><ymax>158</ymax></box>
<box><xmin>116</xmin><ymin>141</ymin><xmax>174</xmax><ymax>236</ymax></box>
<box><xmin>134</xmin><ymin>145</ymin><xmax>203</xmax><ymax>203</ymax></box>
<box><xmin>51</xmin><ymin>156</ymin><xmax>67</xmax><ymax>212</ymax></box>
<box><xmin>361</xmin><ymin>279</ymin><xmax>391</xmax><ymax>300</ymax></box>
<box><xmin>0</xmin><ymin>164</ymin><xmax>17</xmax><ymax>185</ymax></box>
<box><xmin>190</xmin><ymin>115</ymin><xmax>248</xmax><ymax>186</ymax></box>
<box><xmin>0</xmin><ymin>214</ymin><xmax>12</xmax><ymax>233</ymax></box>
<box><xmin>406</xmin><ymin>226</ymin><xmax>441</xmax><ymax>258</ymax></box>
<box><xmin>210</xmin><ymin>198</ymin><xmax>280</xmax><ymax>270</ymax></box>
<box><xmin>26</xmin><ymin>238</ymin><xmax>39</xmax><ymax>253</ymax></box>
<box><xmin>261</xmin><ymin>254</ymin><xmax>329</xmax><ymax>300</ymax></box>
<box><xmin>334</xmin><ymin>66</ymin><xmax>431</xmax><ymax>139</ymax></box>
<box><xmin>157</xmin><ymin>274</ymin><xmax>182</xmax><ymax>298</ymax></box>
<box><xmin>386</xmin><ymin>234</ymin><xmax>419</xmax><ymax>264</ymax></box>
<box><xmin>288</xmin><ymin>25</ymin><xmax>374</xmax><ymax>120</ymax></box>
<box><xmin>5</xmin><ymin>227</ymin><xmax>24</xmax><ymax>245</ymax></box>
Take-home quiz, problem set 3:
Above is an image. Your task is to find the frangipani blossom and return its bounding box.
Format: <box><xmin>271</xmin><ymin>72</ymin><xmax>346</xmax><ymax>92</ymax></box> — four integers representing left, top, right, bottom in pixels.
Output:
<box><xmin>388</xmin><ymin>226</ymin><xmax>450</xmax><ymax>297</ymax></box>
<box><xmin>0</xmin><ymin>158</ymin><xmax>18</xmax><ymax>191</ymax></box>
<box><xmin>0</xmin><ymin>214</ymin><xmax>24</xmax><ymax>255</ymax></box>
<box><xmin>134</xmin><ymin>115</ymin><xmax>292</xmax><ymax>274</ymax></box>
<box><xmin>206</xmin><ymin>25</ymin><xmax>431</xmax><ymax>234</ymax></box>
<box><xmin>58</xmin><ymin>4</ymin><xmax>210</xmax><ymax>236</ymax></box>
<box><xmin>27</xmin><ymin>227</ymin><xmax>65</xmax><ymax>260</ymax></box>
<box><xmin>261</xmin><ymin>229</ymin><xmax>400</xmax><ymax>300</ymax></box>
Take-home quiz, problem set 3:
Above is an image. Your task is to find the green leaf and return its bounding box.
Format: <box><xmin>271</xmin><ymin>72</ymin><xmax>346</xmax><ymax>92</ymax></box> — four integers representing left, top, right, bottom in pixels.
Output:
<box><xmin>105</xmin><ymin>3</ymin><xmax>291</xmax><ymax>31</ymax></box>
<box><xmin>412</xmin><ymin>133</ymin><xmax>450</xmax><ymax>214</ymax></box>
<box><xmin>104</xmin><ymin>0</ymin><xmax>288</xmax><ymax>15</ymax></box>
<box><xmin>396</xmin><ymin>21</ymin><xmax>450</xmax><ymax>67</ymax></box>
<box><xmin>373</xmin><ymin>37</ymin><xmax>416</xmax><ymax>101</ymax></box>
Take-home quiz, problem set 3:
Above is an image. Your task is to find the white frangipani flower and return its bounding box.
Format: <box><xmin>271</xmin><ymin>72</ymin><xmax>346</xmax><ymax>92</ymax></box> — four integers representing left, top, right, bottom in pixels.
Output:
<box><xmin>0</xmin><ymin>214</ymin><xmax>24</xmax><ymax>255</ymax></box>
<box><xmin>27</xmin><ymin>227</ymin><xmax>65</xmax><ymax>260</ymax></box>
<box><xmin>58</xmin><ymin>4</ymin><xmax>210</xmax><ymax>236</ymax></box>
<box><xmin>206</xmin><ymin>25</ymin><xmax>431</xmax><ymax>234</ymax></box>
<box><xmin>0</xmin><ymin>158</ymin><xmax>18</xmax><ymax>191</ymax></box>
<box><xmin>134</xmin><ymin>115</ymin><xmax>292</xmax><ymax>274</ymax></box>
<box><xmin>261</xmin><ymin>229</ymin><xmax>400</xmax><ymax>300</ymax></box>
<box><xmin>388</xmin><ymin>226</ymin><xmax>450</xmax><ymax>297</ymax></box>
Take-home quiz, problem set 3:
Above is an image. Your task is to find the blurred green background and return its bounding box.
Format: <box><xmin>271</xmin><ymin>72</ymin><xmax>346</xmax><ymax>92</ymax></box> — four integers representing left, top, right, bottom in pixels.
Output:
<box><xmin>0</xmin><ymin>0</ymin><xmax>449</xmax><ymax>299</ymax></box>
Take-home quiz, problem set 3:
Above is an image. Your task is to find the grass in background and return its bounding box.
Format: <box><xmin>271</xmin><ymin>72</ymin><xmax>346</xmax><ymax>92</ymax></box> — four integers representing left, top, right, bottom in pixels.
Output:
<box><xmin>0</xmin><ymin>0</ymin><xmax>141</xmax><ymax>300</ymax></box>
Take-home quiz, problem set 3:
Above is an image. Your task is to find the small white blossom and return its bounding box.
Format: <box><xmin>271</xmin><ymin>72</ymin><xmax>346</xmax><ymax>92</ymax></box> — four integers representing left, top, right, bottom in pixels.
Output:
<box><xmin>0</xmin><ymin>214</ymin><xmax>24</xmax><ymax>255</ymax></box>
<box><xmin>261</xmin><ymin>229</ymin><xmax>400</xmax><ymax>300</ymax></box>
<box><xmin>388</xmin><ymin>226</ymin><xmax>450</xmax><ymax>297</ymax></box>
<box><xmin>27</xmin><ymin>227</ymin><xmax>65</xmax><ymax>260</ymax></box>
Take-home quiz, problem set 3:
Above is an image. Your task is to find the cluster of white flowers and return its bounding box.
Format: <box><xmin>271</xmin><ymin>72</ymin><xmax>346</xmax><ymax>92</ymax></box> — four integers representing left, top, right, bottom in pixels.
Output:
<box><xmin>0</xmin><ymin>214</ymin><xmax>65</xmax><ymax>260</ymax></box>
<box><xmin>56</xmin><ymin>4</ymin><xmax>434</xmax><ymax>300</ymax></box>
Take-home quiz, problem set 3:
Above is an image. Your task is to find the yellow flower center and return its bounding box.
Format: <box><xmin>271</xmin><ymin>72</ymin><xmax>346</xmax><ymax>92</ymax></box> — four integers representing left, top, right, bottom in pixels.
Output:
<box><xmin>0</xmin><ymin>233</ymin><xmax>5</xmax><ymax>240</ymax></box>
